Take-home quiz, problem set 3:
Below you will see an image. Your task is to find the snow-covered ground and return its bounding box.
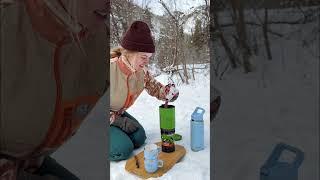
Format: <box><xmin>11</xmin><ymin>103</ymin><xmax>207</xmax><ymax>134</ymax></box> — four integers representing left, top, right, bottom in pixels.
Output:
<box><xmin>111</xmin><ymin>65</ymin><xmax>211</xmax><ymax>180</ymax></box>
<box><xmin>212</xmin><ymin>8</ymin><xmax>319</xmax><ymax>180</ymax></box>
<box><xmin>52</xmin><ymin>64</ymin><xmax>210</xmax><ymax>180</ymax></box>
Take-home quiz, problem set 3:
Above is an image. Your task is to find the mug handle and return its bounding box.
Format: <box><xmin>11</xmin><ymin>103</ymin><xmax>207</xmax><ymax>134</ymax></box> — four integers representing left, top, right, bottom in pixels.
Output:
<box><xmin>158</xmin><ymin>160</ymin><xmax>164</xmax><ymax>168</ymax></box>
<box><xmin>157</xmin><ymin>146</ymin><xmax>161</xmax><ymax>153</ymax></box>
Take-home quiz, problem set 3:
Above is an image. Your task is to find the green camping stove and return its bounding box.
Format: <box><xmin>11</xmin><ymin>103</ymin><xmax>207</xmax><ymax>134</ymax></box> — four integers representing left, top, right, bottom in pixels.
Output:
<box><xmin>159</xmin><ymin>104</ymin><xmax>176</xmax><ymax>153</ymax></box>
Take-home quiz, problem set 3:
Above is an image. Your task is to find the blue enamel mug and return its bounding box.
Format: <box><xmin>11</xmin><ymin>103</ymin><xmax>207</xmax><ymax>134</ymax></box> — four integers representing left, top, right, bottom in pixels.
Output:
<box><xmin>144</xmin><ymin>144</ymin><xmax>164</xmax><ymax>173</ymax></box>
<box><xmin>144</xmin><ymin>158</ymin><xmax>164</xmax><ymax>173</ymax></box>
<box><xmin>144</xmin><ymin>144</ymin><xmax>161</xmax><ymax>159</ymax></box>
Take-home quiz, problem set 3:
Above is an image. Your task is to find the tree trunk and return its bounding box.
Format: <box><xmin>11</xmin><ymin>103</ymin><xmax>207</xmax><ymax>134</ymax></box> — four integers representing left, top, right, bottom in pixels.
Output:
<box><xmin>232</xmin><ymin>0</ymin><xmax>252</xmax><ymax>73</ymax></box>
<box><xmin>238</xmin><ymin>1</ymin><xmax>251</xmax><ymax>73</ymax></box>
<box><xmin>173</xmin><ymin>23</ymin><xmax>179</xmax><ymax>67</ymax></box>
<box><xmin>181</xmin><ymin>36</ymin><xmax>189</xmax><ymax>84</ymax></box>
<box><xmin>263</xmin><ymin>8</ymin><xmax>272</xmax><ymax>60</ymax></box>
<box><xmin>192</xmin><ymin>59</ymin><xmax>195</xmax><ymax>80</ymax></box>
<box><xmin>212</xmin><ymin>1</ymin><xmax>238</xmax><ymax>68</ymax></box>
<box><xmin>183</xmin><ymin>62</ymin><xmax>189</xmax><ymax>84</ymax></box>
<box><xmin>175</xmin><ymin>65</ymin><xmax>185</xmax><ymax>83</ymax></box>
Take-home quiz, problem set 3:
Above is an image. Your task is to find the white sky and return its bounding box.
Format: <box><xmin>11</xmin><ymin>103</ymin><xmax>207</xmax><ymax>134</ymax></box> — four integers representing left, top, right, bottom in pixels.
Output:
<box><xmin>132</xmin><ymin>0</ymin><xmax>207</xmax><ymax>34</ymax></box>
<box><xmin>132</xmin><ymin>0</ymin><xmax>206</xmax><ymax>16</ymax></box>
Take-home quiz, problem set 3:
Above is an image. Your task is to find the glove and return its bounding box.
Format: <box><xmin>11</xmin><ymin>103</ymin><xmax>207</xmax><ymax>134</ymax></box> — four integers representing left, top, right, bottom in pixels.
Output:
<box><xmin>111</xmin><ymin>116</ymin><xmax>140</xmax><ymax>134</ymax></box>
<box><xmin>164</xmin><ymin>83</ymin><xmax>179</xmax><ymax>102</ymax></box>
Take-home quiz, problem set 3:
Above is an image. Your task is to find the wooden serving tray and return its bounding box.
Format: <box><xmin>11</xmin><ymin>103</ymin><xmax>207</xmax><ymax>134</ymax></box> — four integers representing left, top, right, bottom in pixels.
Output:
<box><xmin>125</xmin><ymin>142</ymin><xmax>186</xmax><ymax>179</ymax></box>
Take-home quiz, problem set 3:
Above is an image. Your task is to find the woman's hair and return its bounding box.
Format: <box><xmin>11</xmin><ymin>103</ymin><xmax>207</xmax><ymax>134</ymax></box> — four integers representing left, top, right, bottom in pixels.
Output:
<box><xmin>110</xmin><ymin>47</ymin><xmax>137</xmax><ymax>59</ymax></box>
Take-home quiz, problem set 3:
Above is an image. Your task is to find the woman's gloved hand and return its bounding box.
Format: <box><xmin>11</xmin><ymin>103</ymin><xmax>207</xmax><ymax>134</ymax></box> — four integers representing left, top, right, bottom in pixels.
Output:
<box><xmin>164</xmin><ymin>83</ymin><xmax>179</xmax><ymax>102</ymax></box>
<box><xmin>111</xmin><ymin>116</ymin><xmax>140</xmax><ymax>134</ymax></box>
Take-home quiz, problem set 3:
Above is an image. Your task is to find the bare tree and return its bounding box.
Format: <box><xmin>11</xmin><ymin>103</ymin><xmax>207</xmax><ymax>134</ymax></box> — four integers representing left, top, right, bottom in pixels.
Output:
<box><xmin>110</xmin><ymin>0</ymin><xmax>136</xmax><ymax>46</ymax></box>
<box><xmin>212</xmin><ymin>0</ymin><xmax>238</xmax><ymax>69</ymax></box>
<box><xmin>158</xmin><ymin>0</ymin><xmax>193</xmax><ymax>84</ymax></box>
<box><xmin>263</xmin><ymin>8</ymin><xmax>272</xmax><ymax>60</ymax></box>
<box><xmin>230</xmin><ymin>0</ymin><xmax>252</xmax><ymax>73</ymax></box>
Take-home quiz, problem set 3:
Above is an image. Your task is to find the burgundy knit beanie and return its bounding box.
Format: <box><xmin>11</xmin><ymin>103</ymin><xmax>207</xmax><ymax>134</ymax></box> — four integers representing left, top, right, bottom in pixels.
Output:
<box><xmin>120</xmin><ymin>21</ymin><xmax>155</xmax><ymax>53</ymax></box>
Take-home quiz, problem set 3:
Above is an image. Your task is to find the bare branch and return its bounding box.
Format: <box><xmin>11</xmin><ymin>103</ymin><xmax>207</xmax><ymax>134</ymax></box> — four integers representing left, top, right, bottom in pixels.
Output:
<box><xmin>163</xmin><ymin>67</ymin><xmax>208</xmax><ymax>72</ymax></box>
<box><xmin>219</xmin><ymin>63</ymin><xmax>230</xmax><ymax>80</ymax></box>
<box><xmin>219</xmin><ymin>22</ymin><xmax>284</xmax><ymax>37</ymax></box>
<box><xmin>159</xmin><ymin>0</ymin><xmax>177</xmax><ymax>22</ymax></box>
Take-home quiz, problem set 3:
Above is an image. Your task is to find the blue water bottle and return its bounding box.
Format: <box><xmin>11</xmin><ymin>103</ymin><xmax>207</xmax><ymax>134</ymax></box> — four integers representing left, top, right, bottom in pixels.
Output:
<box><xmin>191</xmin><ymin>107</ymin><xmax>205</xmax><ymax>151</ymax></box>
<box><xmin>260</xmin><ymin>143</ymin><xmax>304</xmax><ymax>180</ymax></box>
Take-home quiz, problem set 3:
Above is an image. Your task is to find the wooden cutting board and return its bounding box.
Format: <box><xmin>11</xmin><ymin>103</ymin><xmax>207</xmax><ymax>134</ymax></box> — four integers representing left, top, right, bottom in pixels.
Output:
<box><xmin>125</xmin><ymin>142</ymin><xmax>186</xmax><ymax>179</ymax></box>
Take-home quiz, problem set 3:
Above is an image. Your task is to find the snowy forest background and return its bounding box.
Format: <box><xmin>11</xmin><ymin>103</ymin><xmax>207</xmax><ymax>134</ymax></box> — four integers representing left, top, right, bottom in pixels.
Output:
<box><xmin>210</xmin><ymin>0</ymin><xmax>319</xmax><ymax>78</ymax></box>
<box><xmin>110</xmin><ymin>0</ymin><xmax>210</xmax><ymax>84</ymax></box>
<box><xmin>211</xmin><ymin>0</ymin><xmax>319</xmax><ymax>180</ymax></box>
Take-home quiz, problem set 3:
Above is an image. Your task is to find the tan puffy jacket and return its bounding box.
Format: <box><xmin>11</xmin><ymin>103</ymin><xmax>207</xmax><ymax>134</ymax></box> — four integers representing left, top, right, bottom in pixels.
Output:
<box><xmin>110</xmin><ymin>55</ymin><xmax>167</xmax><ymax>123</ymax></box>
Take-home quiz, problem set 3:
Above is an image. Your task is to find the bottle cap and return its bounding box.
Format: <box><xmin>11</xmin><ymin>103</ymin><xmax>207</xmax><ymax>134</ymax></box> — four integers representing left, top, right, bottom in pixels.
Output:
<box><xmin>191</xmin><ymin>107</ymin><xmax>205</xmax><ymax>121</ymax></box>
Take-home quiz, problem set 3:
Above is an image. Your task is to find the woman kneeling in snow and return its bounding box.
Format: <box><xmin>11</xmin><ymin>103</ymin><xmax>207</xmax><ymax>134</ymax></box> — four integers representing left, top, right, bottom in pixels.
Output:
<box><xmin>109</xmin><ymin>21</ymin><xmax>179</xmax><ymax>161</ymax></box>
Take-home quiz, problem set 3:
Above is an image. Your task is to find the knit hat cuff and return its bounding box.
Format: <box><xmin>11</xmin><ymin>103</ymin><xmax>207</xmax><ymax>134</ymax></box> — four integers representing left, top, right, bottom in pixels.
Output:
<box><xmin>121</xmin><ymin>39</ymin><xmax>155</xmax><ymax>53</ymax></box>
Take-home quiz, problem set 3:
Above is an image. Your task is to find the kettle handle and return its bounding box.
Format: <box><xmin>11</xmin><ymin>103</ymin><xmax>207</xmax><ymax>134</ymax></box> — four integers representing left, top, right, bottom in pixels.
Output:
<box><xmin>263</xmin><ymin>143</ymin><xmax>304</xmax><ymax>169</ymax></box>
<box><xmin>193</xmin><ymin>107</ymin><xmax>205</xmax><ymax>116</ymax></box>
